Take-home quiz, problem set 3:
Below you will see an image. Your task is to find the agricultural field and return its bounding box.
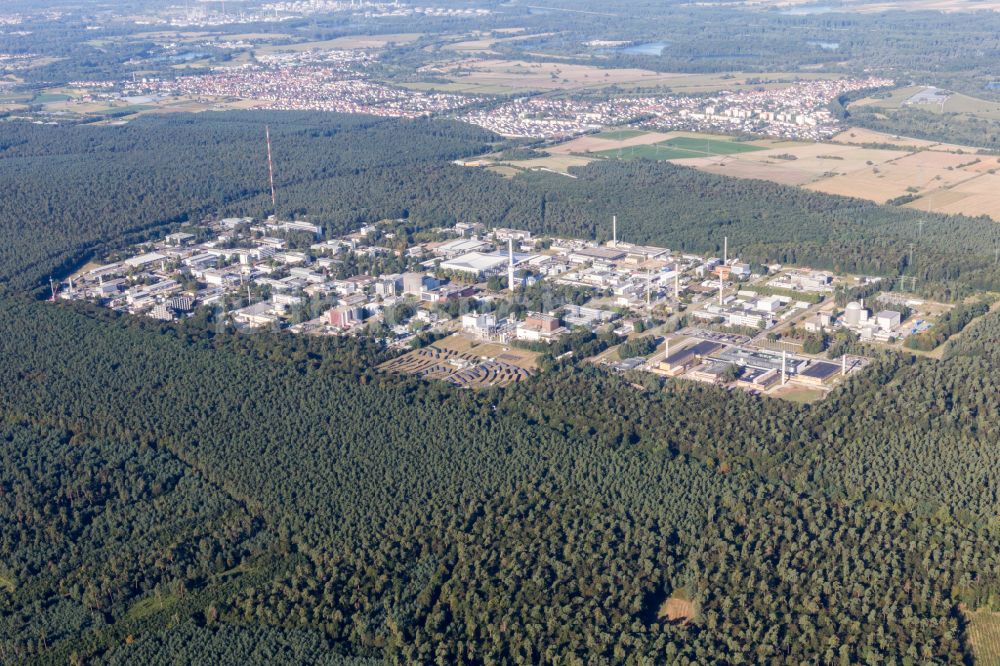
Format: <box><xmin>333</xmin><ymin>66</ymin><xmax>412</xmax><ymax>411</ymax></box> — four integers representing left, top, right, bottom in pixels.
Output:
<box><xmin>379</xmin><ymin>333</ymin><xmax>538</xmax><ymax>388</ymax></box>
<box><xmin>532</xmin><ymin>126</ymin><xmax>1000</xmax><ymax>218</ymax></box>
<box><xmin>964</xmin><ymin>607</ymin><xmax>1000</xmax><ymax>666</ymax></box>
<box><xmin>830</xmin><ymin>127</ymin><xmax>963</xmax><ymax>151</ymax></box>
<box><xmin>594</xmin><ymin>136</ymin><xmax>766</xmax><ymax>161</ymax></box>
<box><xmin>595</xmin><ymin>128</ymin><xmax>647</xmax><ymax>141</ymax></box>
<box><xmin>414</xmin><ymin>59</ymin><xmax>839</xmax><ymax>94</ymax></box>
<box><xmin>502</xmin><ymin>154</ymin><xmax>596</xmax><ymax>174</ymax></box>
<box><xmin>547</xmin><ymin>130</ymin><xmax>676</xmax><ymax>155</ymax></box>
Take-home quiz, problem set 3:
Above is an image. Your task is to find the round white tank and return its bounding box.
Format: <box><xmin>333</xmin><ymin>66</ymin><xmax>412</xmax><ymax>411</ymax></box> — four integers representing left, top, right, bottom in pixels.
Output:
<box><xmin>844</xmin><ymin>301</ymin><xmax>862</xmax><ymax>326</ymax></box>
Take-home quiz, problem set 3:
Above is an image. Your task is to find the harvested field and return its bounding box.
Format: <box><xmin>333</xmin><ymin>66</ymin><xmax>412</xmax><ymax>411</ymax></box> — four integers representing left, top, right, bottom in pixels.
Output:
<box><xmin>594</xmin><ymin>137</ymin><xmax>766</xmax><ymax>161</ymax></box>
<box><xmin>964</xmin><ymin>607</ymin><xmax>1000</xmax><ymax>666</ymax></box>
<box><xmin>420</xmin><ymin>60</ymin><xmax>839</xmax><ymax>94</ymax></box>
<box><xmin>539</xmin><ymin>127</ymin><xmax>1000</xmax><ymax>219</ymax></box>
<box><xmin>548</xmin><ymin>131</ymin><xmax>675</xmax><ymax>155</ymax></box>
<box><xmin>683</xmin><ymin>157</ymin><xmax>816</xmax><ymax>185</ymax></box>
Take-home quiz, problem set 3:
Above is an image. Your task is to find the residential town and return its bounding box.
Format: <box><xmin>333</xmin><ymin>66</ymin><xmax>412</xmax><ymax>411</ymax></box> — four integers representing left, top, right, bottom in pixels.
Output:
<box><xmin>119</xmin><ymin>49</ymin><xmax>477</xmax><ymax>118</ymax></box>
<box><xmin>463</xmin><ymin>77</ymin><xmax>894</xmax><ymax>140</ymax></box>
<box><xmin>111</xmin><ymin>53</ymin><xmax>890</xmax><ymax>138</ymax></box>
<box><xmin>55</xmin><ymin>211</ymin><xmax>946</xmax><ymax>398</ymax></box>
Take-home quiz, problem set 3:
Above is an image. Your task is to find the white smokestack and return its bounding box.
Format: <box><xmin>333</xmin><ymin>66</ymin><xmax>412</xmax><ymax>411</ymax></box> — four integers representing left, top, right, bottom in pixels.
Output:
<box><xmin>508</xmin><ymin>238</ymin><xmax>515</xmax><ymax>293</ymax></box>
<box><xmin>612</xmin><ymin>215</ymin><xmax>617</xmax><ymax>247</ymax></box>
<box><xmin>724</xmin><ymin>236</ymin><xmax>728</xmax><ymax>264</ymax></box>
<box><xmin>782</xmin><ymin>349</ymin><xmax>787</xmax><ymax>385</ymax></box>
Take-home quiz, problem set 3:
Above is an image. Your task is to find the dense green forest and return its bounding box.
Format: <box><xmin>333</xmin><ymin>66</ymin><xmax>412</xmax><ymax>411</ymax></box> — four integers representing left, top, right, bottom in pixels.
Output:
<box><xmin>845</xmin><ymin>103</ymin><xmax>1000</xmax><ymax>152</ymax></box>
<box><xmin>3</xmin><ymin>284</ymin><xmax>1000</xmax><ymax>663</ymax></box>
<box><xmin>3</xmin><ymin>111</ymin><xmax>1000</xmax><ymax>662</ymax></box>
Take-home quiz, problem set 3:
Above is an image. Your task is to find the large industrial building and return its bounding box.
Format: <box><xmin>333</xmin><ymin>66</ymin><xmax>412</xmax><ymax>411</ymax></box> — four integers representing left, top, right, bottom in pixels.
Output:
<box><xmin>439</xmin><ymin>251</ymin><xmax>528</xmax><ymax>280</ymax></box>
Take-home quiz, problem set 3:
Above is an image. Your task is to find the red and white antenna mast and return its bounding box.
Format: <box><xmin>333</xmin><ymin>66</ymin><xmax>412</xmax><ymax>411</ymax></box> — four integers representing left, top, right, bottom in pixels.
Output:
<box><xmin>265</xmin><ymin>125</ymin><xmax>276</xmax><ymax>212</ymax></box>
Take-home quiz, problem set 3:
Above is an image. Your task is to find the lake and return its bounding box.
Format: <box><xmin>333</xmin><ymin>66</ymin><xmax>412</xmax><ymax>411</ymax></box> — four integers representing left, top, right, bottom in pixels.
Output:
<box><xmin>598</xmin><ymin>41</ymin><xmax>667</xmax><ymax>56</ymax></box>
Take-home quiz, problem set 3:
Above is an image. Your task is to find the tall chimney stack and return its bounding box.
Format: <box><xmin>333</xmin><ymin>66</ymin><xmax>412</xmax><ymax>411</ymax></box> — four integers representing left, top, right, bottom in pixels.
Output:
<box><xmin>508</xmin><ymin>238</ymin><xmax>515</xmax><ymax>294</ymax></box>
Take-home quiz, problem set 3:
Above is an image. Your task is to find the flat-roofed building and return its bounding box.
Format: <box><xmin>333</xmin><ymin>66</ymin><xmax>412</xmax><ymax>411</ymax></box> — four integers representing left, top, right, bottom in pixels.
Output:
<box><xmin>876</xmin><ymin>310</ymin><xmax>902</xmax><ymax>332</ymax></box>
<box><xmin>329</xmin><ymin>305</ymin><xmax>363</xmax><ymax>329</ymax></box>
<box><xmin>568</xmin><ymin>246</ymin><xmax>627</xmax><ymax>264</ymax></box>
<box><xmin>434</xmin><ymin>237</ymin><xmax>492</xmax><ymax>258</ymax></box>
<box><xmin>440</xmin><ymin>252</ymin><xmax>512</xmax><ymax>279</ymax></box>
<box><xmin>794</xmin><ymin>360</ymin><xmax>841</xmax><ymax>386</ymax></box>
<box><xmin>516</xmin><ymin>313</ymin><xmax>566</xmax><ymax>342</ymax></box>
<box><xmin>165</xmin><ymin>232</ymin><xmax>196</xmax><ymax>246</ymax></box>
<box><xmin>659</xmin><ymin>340</ymin><xmax>724</xmax><ymax>374</ymax></box>
<box><xmin>125</xmin><ymin>252</ymin><xmax>167</xmax><ymax>269</ymax></box>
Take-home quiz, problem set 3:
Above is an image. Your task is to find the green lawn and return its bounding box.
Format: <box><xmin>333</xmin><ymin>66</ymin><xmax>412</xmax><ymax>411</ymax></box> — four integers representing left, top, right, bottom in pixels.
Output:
<box><xmin>34</xmin><ymin>93</ymin><xmax>72</xmax><ymax>103</ymax></box>
<box><xmin>662</xmin><ymin>136</ymin><xmax>765</xmax><ymax>155</ymax></box>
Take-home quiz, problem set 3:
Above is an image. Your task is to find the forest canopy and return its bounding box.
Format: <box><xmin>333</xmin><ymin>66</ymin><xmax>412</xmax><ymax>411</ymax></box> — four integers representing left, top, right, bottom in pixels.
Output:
<box><xmin>2</xmin><ymin>111</ymin><xmax>1000</xmax><ymax>664</ymax></box>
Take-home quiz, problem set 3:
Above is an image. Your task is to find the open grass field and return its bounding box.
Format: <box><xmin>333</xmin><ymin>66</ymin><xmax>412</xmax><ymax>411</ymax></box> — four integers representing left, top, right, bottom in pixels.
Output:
<box><xmin>127</xmin><ymin>591</ymin><xmax>182</xmax><ymax>623</ymax></box>
<box><xmin>964</xmin><ymin>607</ymin><xmax>1000</xmax><ymax>666</ymax></box>
<box><xmin>854</xmin><ymin>86</ymin><xmax>1000</xmax><ymax>119</ymax></box>
<box><xmin>400</xmin><ymin>81</ymin><xmax>523</xmax><ymax>95</ymax></box>
<box><xmin>830</xmin><ymin>127</ymin><xmax>959</xmax><ymax>151</ymax></box>
<box><xmin>442</xmin><ymin>31</ymin><xmax>555</xmax><ymax>54</ymax></box>
<box><xmin>486</xmin><ymin>165</ymin><xmax>523</xmax><ymax>178</ymax></box>
<box><xmin>769</xmin><ymin>384</ymin><xmax>828</xmax><ymax>404</ymax></box>
<box><xmin>595</xmin><ymin>144</ymin><xmax>703</xmax><ymax>160</ymax></box>
<box><xmin>665</xmin><ymin>136</ymin><xmax>766</xmax><ymax>155</ymax></box>
<box><xmin>548</xmin><ymin>131</ymin><xmax>675</xmax><ymax>155</ymax></box>
<box><xmin>596</xmin><ymin>137</ymin><xmax>766</xmax><ymax>161</ymax></box>
<box><xmin>256</xmin><ymin>34</ymin><xmax>422</xmax><ymax>54</ymax></box>
<box><xmin>417</xmin><ymin>59</ymin><xmax>841</xmax><ymax>94</ymax></box>
<box><xmin>504</xmin><ymin>154</ymin><xmax>595</xmax><ymax>173</ymax></box>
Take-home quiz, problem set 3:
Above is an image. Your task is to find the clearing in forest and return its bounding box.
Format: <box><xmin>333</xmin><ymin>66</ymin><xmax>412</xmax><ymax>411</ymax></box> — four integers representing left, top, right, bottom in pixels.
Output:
<box><xmin>658</xmin><ymin>595</ymin><xmax>695</xmax><ymax>625</ymax></box>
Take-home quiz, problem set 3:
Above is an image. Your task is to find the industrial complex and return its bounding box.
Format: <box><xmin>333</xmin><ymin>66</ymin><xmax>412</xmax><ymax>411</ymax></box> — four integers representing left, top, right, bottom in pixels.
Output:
<box><xmin>54</xmin><ymin>212</ymin><xmax>955</xmax><ymax>397</ymax></box>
